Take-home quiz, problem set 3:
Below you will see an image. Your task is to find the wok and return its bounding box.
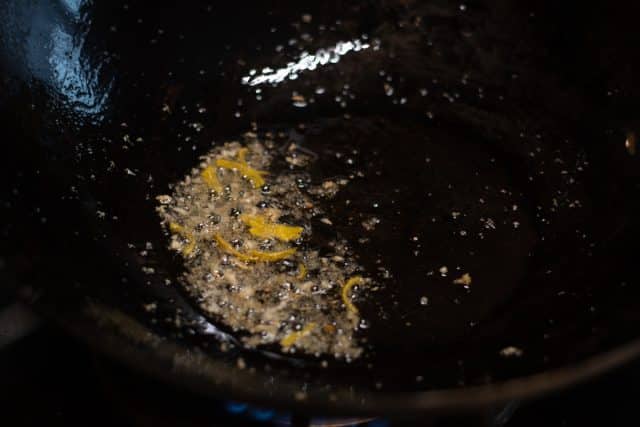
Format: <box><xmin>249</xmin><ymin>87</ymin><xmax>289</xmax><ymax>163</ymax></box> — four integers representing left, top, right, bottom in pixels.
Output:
<box><xmin>2</xmin><ymin>0</ymin><xmax>640</xmax><ymax>418</ymax></box>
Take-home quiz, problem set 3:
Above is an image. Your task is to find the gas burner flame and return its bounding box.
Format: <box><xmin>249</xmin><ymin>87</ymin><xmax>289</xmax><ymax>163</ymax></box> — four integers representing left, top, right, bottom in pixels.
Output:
<box><xmin>225</xmin><ymin>401</ymin><xmax>385</xmax><ymax>427</ymax></box>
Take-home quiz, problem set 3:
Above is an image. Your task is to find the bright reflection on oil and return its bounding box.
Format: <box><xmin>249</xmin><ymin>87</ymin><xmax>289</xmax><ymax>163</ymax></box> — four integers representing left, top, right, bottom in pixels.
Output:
<box><xmin>60</xmin><ymin>0</ymin><xmax>83</xmax><ymax>17</ymax></box>
<box><xmin>49</xmin><ymin>25</ymin><xmax>110</xmax><ymax>115</ymax></box>
<box><xmin>0</xmin><ymin>0</ymin><xmax>110</xmax><ymax>118</ymax></box>
<box><xmin>242</xmin><ymin>38</ymin><xmax>373</xmax><ymax>86</ymax></box>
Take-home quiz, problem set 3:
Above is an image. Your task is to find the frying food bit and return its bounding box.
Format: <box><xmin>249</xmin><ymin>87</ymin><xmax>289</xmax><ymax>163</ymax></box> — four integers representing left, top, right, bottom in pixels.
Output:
<box><xmin>625</xmin><ymin>132</ymin><xmax>636</xmax><ymax>156</ymax></box>
<box><xmin>453</xmin><ymin>273</ymin><xmax>472</xmax><ymax>286</ymax></box>
<box><xmin>168</xmin><ymin>222</ymin><xmax>196</xmax><ymax>256</ymax></box>
<box><xmin>157</xmin><ymin>136</ymin><xmax>373</xmax><ymax>359</ymax></box>
<box><xmin>241</xmin><ymin>214</ymin><xmax>303</xmax><ymax>241</ymax></box>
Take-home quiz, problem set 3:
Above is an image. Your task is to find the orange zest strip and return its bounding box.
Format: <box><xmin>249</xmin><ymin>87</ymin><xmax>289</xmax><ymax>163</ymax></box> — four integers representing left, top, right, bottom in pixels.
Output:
<box><xmin>201</xmin><ymin>165</ymin><xmax>223</xmax><ymax>193</ymax></box>
<box><xmin>296</xmin><ymin>263</ymin><xmax>307</xmax><ymax>280</ymax></box>
<box><xmin>213</xmin><ymin>234</ymin><xmax>296</xmax><ymax>262</ymax></box>
<box><xmin>240</xmin><ymin>214</ymin><xmax>303</xmax><ymax>242</ymax></box>
<box><xmin>214</xmin><ymin>147</ymin><xmax>267</xmax><ymax>188</ymax></box>
<box><xmin>341</xmin><ymin>276</ymin><xmax>366</xmax><ymax>314</ymax></box>
<box><xmin>237</xmin><ymin>147</ymin><xmax>249</xmax><ymax>163</ymax></box>
<box><xmin>246</xmin><ymin>247</ymin><xmax>297</xmax><ymax>262</ymax></box>
<box><xmin>280</xmin><ymin>323</ymin><xmax>317</xmax><ymax>348</ymax></box>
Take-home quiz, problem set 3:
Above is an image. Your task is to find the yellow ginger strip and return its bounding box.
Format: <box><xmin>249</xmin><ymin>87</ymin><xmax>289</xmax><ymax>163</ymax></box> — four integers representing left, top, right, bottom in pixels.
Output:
<box><xmin>280</xmin><ymin>323</ymin><xmax>317</xmax><ymax>348</ymax></box>
<box><xmin>296</xmin><ymin>263</ymin><xmax>307</xmax><ymax>280</ymax></box>
<box><xmin>213</xmin><ymin>234</ymin><xmax>296</xmax><ymax>262</ymax></box>
<box><xmin>201</xmin><ymin>166</ymin><xmax>223</xmax><ymax>193</ymax></box>
<box><xmin>168</xmin><ymin>222</ymin><xmax>196</xmax><ymax>256</ymax></box>
<box><xmin>215</xmin><ymin>148</ymin><xmax>267</xmax><ymax>188</ymax></box>
<box><xmin>341</xmin><ymin>276</ymin><xmax>366</xmax><ymax>314</ymax></box>
<box><xmin>241</xmin><ymin>214</ymin><xmax>303</xmax><ymax>242</ymax></box>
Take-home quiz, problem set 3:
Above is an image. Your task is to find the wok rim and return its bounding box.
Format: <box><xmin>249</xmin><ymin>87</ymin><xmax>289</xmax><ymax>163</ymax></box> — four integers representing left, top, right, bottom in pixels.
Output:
<box><xmin>30</xmin><ymin>295</ymin><xmax>640</xmax><ymax>416</ymax></box>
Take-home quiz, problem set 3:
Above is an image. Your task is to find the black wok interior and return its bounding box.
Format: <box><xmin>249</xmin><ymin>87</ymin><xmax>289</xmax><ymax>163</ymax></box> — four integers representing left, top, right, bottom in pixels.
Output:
<box><xmin>3</xmin><ymin>0</ymin><xmax>640</xmax><ymax>414</ymax></box>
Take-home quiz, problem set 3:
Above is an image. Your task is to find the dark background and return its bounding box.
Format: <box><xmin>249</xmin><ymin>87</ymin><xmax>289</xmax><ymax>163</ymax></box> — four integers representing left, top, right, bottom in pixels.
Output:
<box><xmin>3</xmin><ymin>0</ymin><xmax>640</xmax><ymax>425</ymax></box>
